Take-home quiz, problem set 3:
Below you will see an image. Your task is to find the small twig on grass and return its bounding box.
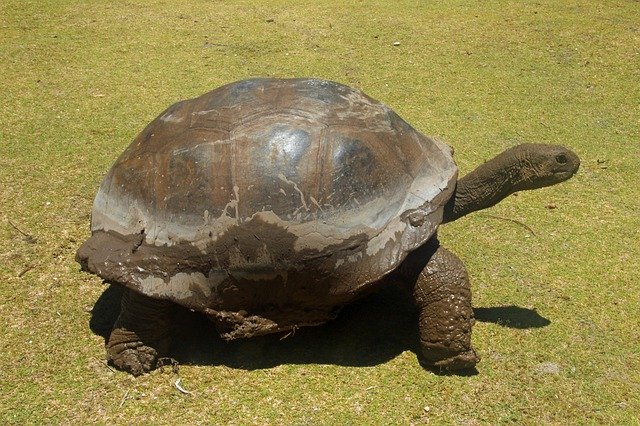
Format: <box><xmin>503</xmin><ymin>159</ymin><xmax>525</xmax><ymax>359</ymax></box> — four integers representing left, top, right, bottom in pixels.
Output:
<box><xmin>175</xmin><ymin>378</ymin><xmax>193</xmax><ymax>396</ymax></box>
<box><xmin>477</xmin><ymin>214</ymin><xmax>536</xmax><ymax>237</ymax></box>
<box><xmin>279</xmin><ymin>325</ymin><xmax>298</xmax><ymax>340</ymax></box>
<box><xmin>17</xmin><ymin>264</ymin><xmax>36</xmax><ymax>277</ymax></box>
<box><xmin>346</xmin><ymin>385</ymin><xmax>381</xmax><ymax>402</ymax></box>
<box><xmin>118</xmin><ymin>390</ymin><xmax>129</xmax><ymax>408</ymax></box>
<box><xmin>7</xmin><ymin>219</ymin><xmax>38</xmax><ymax>243</ymax></box>
<box><xmin>97</xmin><ymin>358</ymin><xmax>116</xmax><ymax>373</ymax></box>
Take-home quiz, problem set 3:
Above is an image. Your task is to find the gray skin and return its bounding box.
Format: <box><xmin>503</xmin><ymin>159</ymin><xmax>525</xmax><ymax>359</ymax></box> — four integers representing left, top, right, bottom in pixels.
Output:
<box><xmin>106</xmin><ymin>143</ymin><xmax>579</xmax><ymax>376</ymax></box>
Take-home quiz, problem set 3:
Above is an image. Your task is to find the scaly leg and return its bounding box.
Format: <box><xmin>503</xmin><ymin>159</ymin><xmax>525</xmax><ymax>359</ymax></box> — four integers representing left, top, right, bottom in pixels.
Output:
<box><xmin>400</xmin><ymin>241</ymin><xmax>479</xmax><ymax>371</ymax></box>
<box><xmin>106</xmin><ymin>289</ymin><xmax>173</xmax><ymax>376</ymax></box>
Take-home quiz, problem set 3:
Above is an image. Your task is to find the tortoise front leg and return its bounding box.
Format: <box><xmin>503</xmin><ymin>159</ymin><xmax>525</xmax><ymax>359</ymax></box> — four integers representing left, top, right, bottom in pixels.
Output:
<box><xmin>401</xmin><ymin>242</ymin><xmax>479</xmax><ymax>371</ymax></box>
<box><xmin>106</xmin><ymin>288</ymin><xmax>173</xmax><ymax>376</ymax></box>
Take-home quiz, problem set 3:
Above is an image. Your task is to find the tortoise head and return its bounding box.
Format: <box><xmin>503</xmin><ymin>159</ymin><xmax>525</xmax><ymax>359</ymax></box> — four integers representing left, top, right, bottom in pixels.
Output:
<box><xmin>443</xmin><ymin>143</ymin><xmax>580</xmax><ymax>223</ymax></box>
<box><xmin>507</xmin><ymin>143</ymin><xmax>580</xmax><ymax>191</ymax></box>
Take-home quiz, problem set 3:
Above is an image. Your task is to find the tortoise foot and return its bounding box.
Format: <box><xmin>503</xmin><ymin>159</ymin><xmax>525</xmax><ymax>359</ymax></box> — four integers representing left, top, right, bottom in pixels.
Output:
<box><xmin>106</xmin><ymin>328</ymin><xmax>163</xmax><ymax>376</ymax></box>
<box><xmin>104</xmin><ymin>288</ymin><xmax>172</xmax><ymax>376</ymax></box>
<box><xmin>420</xmin><ymin>347</ymin><xmax>480</xmax><ymax>372</ymax></box>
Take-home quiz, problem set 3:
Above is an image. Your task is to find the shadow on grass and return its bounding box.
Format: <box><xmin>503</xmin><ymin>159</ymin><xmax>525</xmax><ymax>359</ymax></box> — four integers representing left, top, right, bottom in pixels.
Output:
<box><xmin>89</xmin><ymin>284</ymin><xmax>548</xmax><ymax>372</ymax></box>
<box><xmin>89</xmin><ymin>283</ymin><xmax>421</xmax><ymax>370</ymax></box>
<box><xmin>474</xmin><ymin>306</ymin><xmax>551</xmax><ymax>329</ymax></box>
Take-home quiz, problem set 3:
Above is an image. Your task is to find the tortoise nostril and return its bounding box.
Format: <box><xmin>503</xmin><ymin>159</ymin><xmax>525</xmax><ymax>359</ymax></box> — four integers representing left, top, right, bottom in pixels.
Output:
<box><xmin>555</xmin><ymin>154</ymin><xmax>568</xmax><ymax>164</ymax></box>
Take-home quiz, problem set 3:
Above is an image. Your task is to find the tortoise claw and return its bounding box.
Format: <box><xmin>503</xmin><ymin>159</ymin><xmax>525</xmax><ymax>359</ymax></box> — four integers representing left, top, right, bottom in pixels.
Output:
<box><xmin>426</xmin><ymin>349</ymin><xmax>480</xmax><ymax>371</ymax></box>
<box><xmin>109</xmin><ymin>347</ymin><xmax>158</xmax><ymax>376</ymax></box>
<box><xmin>107</xmin><ymin>336</ymin><xmax>159</xmax><ymax>376</ymax></box>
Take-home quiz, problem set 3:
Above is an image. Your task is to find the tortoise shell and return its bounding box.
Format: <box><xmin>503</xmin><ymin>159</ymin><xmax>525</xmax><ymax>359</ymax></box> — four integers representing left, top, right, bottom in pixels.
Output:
<box><xmin>77</xmin><ymin>78</ymin><xmax>457</xmax><ymax>338</ymax></box>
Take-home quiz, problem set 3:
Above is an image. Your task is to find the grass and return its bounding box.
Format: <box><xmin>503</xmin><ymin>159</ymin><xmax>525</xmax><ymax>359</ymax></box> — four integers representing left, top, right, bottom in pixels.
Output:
<box><xmin>1</xmin><ymin>0</ymin><xmax>639</xmax><ymax>423</ymax></box>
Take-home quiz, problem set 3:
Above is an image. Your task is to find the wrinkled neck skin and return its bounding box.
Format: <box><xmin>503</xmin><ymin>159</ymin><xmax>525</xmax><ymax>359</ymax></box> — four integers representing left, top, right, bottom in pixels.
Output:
<box><xmin>442</xmin><ymin>143</ymin><xmax>579</xmax><ymax>223</ymax></box>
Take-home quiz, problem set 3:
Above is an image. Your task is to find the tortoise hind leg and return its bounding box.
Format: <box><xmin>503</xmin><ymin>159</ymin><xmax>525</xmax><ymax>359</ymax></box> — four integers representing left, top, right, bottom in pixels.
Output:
<box><xmin>409</xmin><ymin>244</ymin><xmax>479</xmax><ymax>371</ymax></box>
<box><xmin>106</xmin><ymin>288</ymin><xmax>173</xmax><ymax>376</ymax></box>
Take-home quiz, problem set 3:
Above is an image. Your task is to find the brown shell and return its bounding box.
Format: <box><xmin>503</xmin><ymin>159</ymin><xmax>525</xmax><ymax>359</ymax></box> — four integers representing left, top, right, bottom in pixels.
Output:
<box><xmin>76</xmin><ymin>78</ymin><xmax>457</xmax><ymax>338</ymax></box>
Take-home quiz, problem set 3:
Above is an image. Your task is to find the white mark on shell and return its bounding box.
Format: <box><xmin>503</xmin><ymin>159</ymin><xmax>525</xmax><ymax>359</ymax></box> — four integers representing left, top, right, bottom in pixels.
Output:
<box><xmin>160</xmin><ymin>110</ymin><xmax>184</xmax><ymax>123</ymax></box>
<box><xmin>220</xmin><ymin>185</ymin><xmax>240</xmax><ymax>224</ymax></box>
<box><xmin>309</xmin><ymin>196</ymin><xmax>323</xmax><ymax>212</ymax></box>
<box><xmin>137</xmin><ymin>272</ymin><xmax>211</xmax><ymax>300</ymax></box>
<box><xmin>278</xmin><ymin>174</ymin><xmax>308</xmax><ymax>212</ymax></box>
<box><xmin>292</xmin><ymin>231</ymin><xmax>344</xmax><ymax>252</ymax></box>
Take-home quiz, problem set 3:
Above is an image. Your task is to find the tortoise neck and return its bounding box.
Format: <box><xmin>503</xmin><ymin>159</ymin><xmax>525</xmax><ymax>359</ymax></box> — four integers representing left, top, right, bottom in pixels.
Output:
<box><xmin>442</xmin><ymin>163</ymin><xmax>518</xmax><ymax>223</ymax></box>
<box><xmin>442</xmin><ymin>145</ymin><xmax>539</xmax><ymax>223</ymax></box>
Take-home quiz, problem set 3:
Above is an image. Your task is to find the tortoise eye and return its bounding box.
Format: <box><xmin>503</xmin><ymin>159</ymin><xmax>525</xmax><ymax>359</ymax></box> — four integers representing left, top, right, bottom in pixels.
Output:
<box><xmin>555</xmin><ymin>154</ymin><xmax>568</xmax><ymax>164</ymax></box>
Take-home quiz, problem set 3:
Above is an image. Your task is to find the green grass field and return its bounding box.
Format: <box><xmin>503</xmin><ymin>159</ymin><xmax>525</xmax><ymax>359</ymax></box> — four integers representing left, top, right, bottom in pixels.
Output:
<box><xmin>1</xmin><ymin>0</ymin><xmax>639</xmax><ymax>423</ymax></box>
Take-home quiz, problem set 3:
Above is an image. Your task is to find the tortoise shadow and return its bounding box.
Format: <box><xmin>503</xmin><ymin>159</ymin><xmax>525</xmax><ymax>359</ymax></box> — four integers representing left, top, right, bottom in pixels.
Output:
<box><xmin>89</xmin><ymin>284</ymin><xmax>548</xmax><ymax>372</ymax></box>
<box><xmin>172</xmin><ymin>293</ymin><xmax>420</xmax><ymax>370</ymax></box>
<box><xmin>89</xmin><ymin>283</ymin><xmax>421</xmax><ymax>370</ymax></box>
<box><xmin>474</xmin><ymin>306</ymin><xmax>551</xmax><ymax>329</ymax></box>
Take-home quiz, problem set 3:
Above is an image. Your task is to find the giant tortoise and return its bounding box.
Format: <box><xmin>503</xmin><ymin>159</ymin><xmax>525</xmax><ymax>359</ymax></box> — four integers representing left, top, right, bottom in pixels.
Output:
<box><xmin>76</xmin><ymin>78</ymin><xmax>580</xmax><ymax>375</ymax></box>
